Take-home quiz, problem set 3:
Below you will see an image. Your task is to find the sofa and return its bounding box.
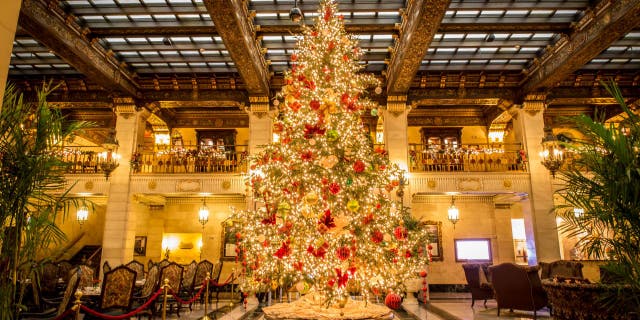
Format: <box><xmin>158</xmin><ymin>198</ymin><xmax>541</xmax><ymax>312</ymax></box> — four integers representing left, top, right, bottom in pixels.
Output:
<box><xmin>539</xmin><ymin>260</ymin><xmax>584</xmax><ymax>280</ymax></box>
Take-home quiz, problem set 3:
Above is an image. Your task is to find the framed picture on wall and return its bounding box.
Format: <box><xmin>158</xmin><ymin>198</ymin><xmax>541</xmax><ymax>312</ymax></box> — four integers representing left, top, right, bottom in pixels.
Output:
<box><xmin>221</xmin><ymin>220</ymin><xmax>238</xmax><ymax>261</ymax></box>
<box><xmin>423</xmin><ymin>221</ymin><xmax>443</xmax><ymax>261</ymax></box>
<box><xmin>134</xmin><ymin>236</ymin><xmax>147</xmax><ymax>256</ymax></box>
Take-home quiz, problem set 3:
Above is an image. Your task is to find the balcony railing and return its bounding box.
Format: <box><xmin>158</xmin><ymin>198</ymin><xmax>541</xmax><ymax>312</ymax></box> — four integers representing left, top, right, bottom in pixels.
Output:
<box><xmin>59</xmin><ymin>147</ymin><xmax>111</xmax><ymax>174</ymax></box>
<box><xmin>132</xmin><ymin>145</ymin><xmax>248</xmax><ymax>174</ymax></box>
<box><xmin>409</xmin><ymin>143</ymin><xmax>527</xmax><ymax>173</ymax></box>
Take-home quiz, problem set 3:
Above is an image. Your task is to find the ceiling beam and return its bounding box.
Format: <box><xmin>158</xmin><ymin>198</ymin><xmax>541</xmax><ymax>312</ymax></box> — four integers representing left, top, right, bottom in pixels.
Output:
<box><xmin>18</xmin><ymin>0</ymin><xmax>139</xmax><ymax>97</ymax></box>
<box><xmin>203</xmin><ymin>0</ymin><xmax>270</xmax><ymax>96</ymax></box>
<box><xmin>386</xmin><ymin>0</ymin><xmax>451</xmax><ymax>94</ymax></box>
<box><xmin>521</xmin><ymin>0</ymin><xmax>640</xmax><ymax>94</ymax></box>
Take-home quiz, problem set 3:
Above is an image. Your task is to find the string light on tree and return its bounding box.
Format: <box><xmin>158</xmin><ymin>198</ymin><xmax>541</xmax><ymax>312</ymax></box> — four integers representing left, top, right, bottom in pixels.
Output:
<box><xmin>230</xmin><ymin>0</ymin><xmax>431</xmax><ymax>315</ymax></box>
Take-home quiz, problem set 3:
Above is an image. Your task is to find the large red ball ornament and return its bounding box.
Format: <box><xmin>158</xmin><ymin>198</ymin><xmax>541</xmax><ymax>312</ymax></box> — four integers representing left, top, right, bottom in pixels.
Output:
<box><xmin>336</xmin><ymin>246</ymin><xmax>350</xmax><ymax>261</ymax></box>
<box><xmin>384</xmin><ymin>293</ymin><xmax>403</xmax><ymax>310</ymax></box>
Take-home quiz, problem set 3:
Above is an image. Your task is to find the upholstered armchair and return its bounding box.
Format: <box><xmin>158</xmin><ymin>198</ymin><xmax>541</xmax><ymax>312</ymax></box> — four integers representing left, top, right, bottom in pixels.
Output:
<box><xmin>20</xmin><ymin>270</ymin><xmax>80</xmax><ymax>320</ymax></box>
<box><xmin>461</xmin><ymin>263</ymin><xmax>494</xmax><ymax>307</ymax></box>
<box><xmin>84</xmin><ymin>265</ymin><xmax>137</xmax><ymax>319</ymax></box>
<box><xmin>539</xmin><ymin>260</ymin><xmax>584</xmax><ymax>280</ymax></box>
<box><xmin>489</xmin><ymin>263</ymin><xmax>548</xmax><ymax>319</ymax></box>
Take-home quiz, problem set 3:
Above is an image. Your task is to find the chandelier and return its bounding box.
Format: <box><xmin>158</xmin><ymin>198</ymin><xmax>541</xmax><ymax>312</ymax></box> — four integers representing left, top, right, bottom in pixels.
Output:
<box><xmin>447</xmin><ymin>196</ymin><xmax>460</xmax><ymax>228</ymax></box>
<box><xmin>539</xmin><ymin>127</ymin><xmax>564</xmax><ymax>178</ymax></box>
<box><xmin>99</xmin><ymin>129</ymin><xmax>121</xmax><ymax>180</ymax></box>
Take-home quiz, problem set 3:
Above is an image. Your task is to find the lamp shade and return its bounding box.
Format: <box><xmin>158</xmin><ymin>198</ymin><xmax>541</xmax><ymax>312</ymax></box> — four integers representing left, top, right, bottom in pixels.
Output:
<box><xmin>198</xmin><ymin>200</ymin><xmax>210</xmax><ymax>226</ymax></box>
<box><xmin>447</xmin><ymin>204</ymin><xmax>459</xmax><ymax>224</ymax></box>
<box><xmin>77</xmin><ymin>205</ymin><xmax>89</xmax><ymax>224</ymax></box>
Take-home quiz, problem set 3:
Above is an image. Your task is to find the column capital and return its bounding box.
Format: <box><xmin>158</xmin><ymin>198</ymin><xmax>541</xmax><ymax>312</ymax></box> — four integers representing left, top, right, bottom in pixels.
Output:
<box><xmin>246</xmin><ymin>95</ymin><xmax>274</xmax><ymax>119</ymax></box>
<box><xmin>386</xmin><ymin>95</ymin><xmax>410</xmax><ymax>117</ymax></box>
<box><xmin>522</xmin><ymin>94</ymin><xmax>548</xmax><ymax>116</ymax></box>
<box><xmin>112</xmin><ymin>97</ymin><xmax>138</xmax><ymax>118</ymax></box>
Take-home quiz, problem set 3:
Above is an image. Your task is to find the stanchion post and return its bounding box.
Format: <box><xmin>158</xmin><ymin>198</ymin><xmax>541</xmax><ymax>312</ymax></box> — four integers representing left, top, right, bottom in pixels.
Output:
<box><xmin>73</xmin><ymin>290</ymin><xmax>83</xmax><ymax>320</ymax></box>
<box><xmin>229</xmin><ymin>269</ymin><xmax>235</xmax><ymax>307</ymax></box>
<box><xmin>203</xmin><ymin>272</ymin><xmax>211</xmax><ymax>320</ymax></box>
<box><xmin>162</xmin><ymin>278</ymin><xmax>170</xmax><ymax>320</ymax></box>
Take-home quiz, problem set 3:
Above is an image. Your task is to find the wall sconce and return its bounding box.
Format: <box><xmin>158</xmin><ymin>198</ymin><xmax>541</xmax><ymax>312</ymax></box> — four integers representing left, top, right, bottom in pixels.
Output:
<box><xmin>198</xmin><ymin>198</ymin><xmax>210</xmax><ymax>228</ymax></box>
<box><xmin>76</xmin><ymin>203</ymin><xmax>89</xmax><ymax>225</ymax></box>
<box><xmin>447</xmin><ymin>196</ymin><xmax>460</xmax><ymax>228</ymax></box>
<box><xmin>99</xmin><ymin>129</ymin><xmax>120</xmax><ymax>180</ymax></box>
<box><xmin>289</xmin><ymin>0</ymin><xmax>303</xmax><ymax>22</ymax></box>
<box><xmin>162</xmin><ymin>236</ymin><xmax>178</xmax><ymax>260</ymax></box>
<box><xmin>573</xmin><ymin>207</ymin><xmax>585</xmax><ymax>219</ymax></box>
<box><xmin>539</xmin><ymin>126</ymin><xmax>564</xmax><ymax>178</ymax></box>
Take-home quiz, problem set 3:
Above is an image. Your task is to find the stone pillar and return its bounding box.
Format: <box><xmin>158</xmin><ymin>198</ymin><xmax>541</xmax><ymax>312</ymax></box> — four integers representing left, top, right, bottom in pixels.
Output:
<box><xmin>0</xmin><ymin>0</ymin><xmax>21</xmax><ymax>102</ymax></box>
<box><xmin>101</xmin><ymin>98</ymin><xmax>148</xmax><ymax>266</ymax></box>
<box><xmin>383</xmin><ymin>96</ymin><xmax>410</xmax><ymax>171</ymax></box>
<box><xmin>511</xmin><ymin>97</ymin><xmax>561</xmax><ymax>264</ymax></box>
<box><xmin>493</xmin><ymin>201</ymin><xmax>517</xmax><ymax>264</ymax></box>
<box><xmin>247</xmin><ymin>96</ymin><xmax>273</xmax><ymax>155</ymax></box>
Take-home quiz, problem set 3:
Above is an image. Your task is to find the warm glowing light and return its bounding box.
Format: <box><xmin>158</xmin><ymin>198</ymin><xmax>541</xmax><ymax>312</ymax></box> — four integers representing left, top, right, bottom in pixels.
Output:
<box><xmin>155</xmin><ymin>133</ymin><xmax>170</xmax><ymax>145</ymax></box>
<box><xmin>199</xmin><ymin>199</ymin><xmax>210</xmax><ymax>226</ymax></box>
<box><xmin>76</xmin><ymin>205</ymin><xmax>89</xmax><ymax>225</ymax></box>
<box><xmin>488</xmin><ymin>130</ymin><xmax>505</xmax><ymax>143</ymax></box>
<box><xmin>573</xmin><ymin>207</ymin><xmax>585</xmax><ymax>218</ymax></box>
<box><xmin>162</xmin><ymin>236</ymin><xmax>179</xmax><ymax>250</ymax></box>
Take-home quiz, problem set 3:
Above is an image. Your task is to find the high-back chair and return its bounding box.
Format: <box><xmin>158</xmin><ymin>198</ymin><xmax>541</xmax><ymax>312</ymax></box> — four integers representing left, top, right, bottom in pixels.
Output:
<box><xmin>133</xmin><ymin>264</ymin><xmax>160</xmax><ymax>319</ymax></box>
<box><xmin>90</xmin><ymin>265</ymin><xmax>137</xmax><ymax>318</ymax></box>
<box><xmin>76</xmin><ymin>264</ymin><xmax>95</xmax><ymax>289</ymax></box>
<box><xmin>56</xmin><ymin>260</ymin><xmax>73</xmax><ymax>283</ymax></box>
<box><xmin>38</xmin><ymin>262</ymin><xmax>60</xmax><ymax>299</ymax></box>
<box><xmin>157</xmin><ymin>262</ymin><xmax>184</xmax><ymax>317</ymax></box>
<box><xmin>102</xmin><ymin>261</ymin><xmax>111</xmax><ymax>276</ymax></box>
<box><xmin>489</xmin><ymin>263</ymin><xmax>548</xmax><ymax>319</ymax></box>
<box><xmin>539</xmin><ymin>260</ymin><xmax>584</xmax><ymax>280</ymax></box>
<box><xmin>461</xmin><ymin>263</ymin><xmax>494</xmax><ymax>307</ymax></box>
<box><xmin>125</xmin><ymin>260</ymin><xmax>145</xmax><ymax>281</ymax></box>
<box><xmin>21</xmin><ymin>269</ymin><xmax>80</xmax><ymax>319</ymax></box>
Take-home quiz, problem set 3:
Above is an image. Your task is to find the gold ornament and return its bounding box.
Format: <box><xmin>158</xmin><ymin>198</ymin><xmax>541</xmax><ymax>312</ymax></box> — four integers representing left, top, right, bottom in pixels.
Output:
<box><xmin>285</xmin><ymin>94</ymin><xmax>297</xmax><ymax>105</ymax></box>
<box><xmin>305</xmin><ymin>192</ymin><xmax>319</xmax><ymax>205</ymax></box>
<box><xmin>347</xmin><ymin>199</ymin><xmax>360</xmax><ymax>212</ymax></box>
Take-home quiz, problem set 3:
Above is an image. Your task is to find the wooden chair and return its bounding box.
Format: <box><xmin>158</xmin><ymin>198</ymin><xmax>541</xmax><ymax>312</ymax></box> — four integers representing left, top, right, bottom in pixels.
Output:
<box><xmin>191</xmin><ymin>260</ymin><xmax>214</xmax><ymax>307</ymax></box>
<box><xmin>158</xmin><ymin>262</ymin><xmax>184</xmax><ymax>317</ymax></box>
<box><xmin>85</xmin><ymin>265</ymin><xmax>137</xmax><ymax>319</ymax></box>
<box><xmin>56</xmin><ymin>261</ymin><xmax>73</xmax><ymax>284</ymax></box>
<box><xmin>133</xmin><ymin>264</ymin><xmax>160</xmax><ymax>319</ymax></box>
<box><xmin>38</xmin><ymin>262</ymin><xmax>60</xmax><ymax>300</ymax></box>
<box><xmin>101</xmin><ymin>261</ymin><xmax>111</xmax><ymax>277</ymax></box>
<box><xmin>21</xmin><ymin>269</ymin><xmax>80</xmax><ymax>320</ymax></box>
<box><xmin>489</xmin><ymin>263</ymin><xmax>548</xmax><ymax>319</ymax></box>
<box><xmin>126</xmin><ymin>260</ymin><xmax>145</xmax><ymax>281</ymax></box>
<box><xmin>76</xmin><ymin>264</ymin><xmax>95</xmax><ymax>289</ymax></box>
<box><xmin>461</xmin><ymin>263</ymin><xmax>494</xmax><ymax>307</ymax></box>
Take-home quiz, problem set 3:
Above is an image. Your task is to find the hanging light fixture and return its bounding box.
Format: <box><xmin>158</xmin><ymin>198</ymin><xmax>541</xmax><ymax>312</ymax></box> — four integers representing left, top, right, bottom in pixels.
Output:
<box><xmin>573</xmin><ymin>207</ymin><xmax>585</xmax><ymax>219</ymax></box>
<box><xmin>76</xmin><ymin>202</ymin><xmax>89</xmax><ymax>225</ymax></box>
<box><xmin>539</xmin><ymin>126</ymin><xmax>565</xmax><ymax>178</ymax></box>
<box><xmin>447</xmin><ymin>196</ymin><xmax>459</xmax><ymax>228</ymax></box>
<box><xmin>289</xmin><ymin>0</ymin><xmax>303</xmax><ymax>22</ymax></box>
<box><xmin>98</xmin><ymin>129</ymin><xmax>121</xmax><ymax>180</ymax></box>
<box><xmin>198</xmin><ymin>198</ymin><xmax>210</xmax><ymax>227</ymax></box>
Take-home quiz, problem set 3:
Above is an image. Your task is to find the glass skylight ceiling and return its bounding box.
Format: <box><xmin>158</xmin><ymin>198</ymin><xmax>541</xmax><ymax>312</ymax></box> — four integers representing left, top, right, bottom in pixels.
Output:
<box><xmin>9</xmin><ymin>37</ymin><xmax>78</xmax><ymax>76</ymax></box>
<box><xmin>583</xmin><ymin>31</ymin><xmax>640</xmax><ymax>70</ymax></box>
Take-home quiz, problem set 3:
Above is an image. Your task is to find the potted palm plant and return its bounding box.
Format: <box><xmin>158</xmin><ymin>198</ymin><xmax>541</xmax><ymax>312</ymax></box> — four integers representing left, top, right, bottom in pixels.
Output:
<box><xmin>0</xmin><ymin>83</ymin><xmax>88</xmax><ymax>319</ymax></box>
<box><xmin>547</xmin><ymin>81</ymin><xmax>640</xmax><ymax>319</ymax></box>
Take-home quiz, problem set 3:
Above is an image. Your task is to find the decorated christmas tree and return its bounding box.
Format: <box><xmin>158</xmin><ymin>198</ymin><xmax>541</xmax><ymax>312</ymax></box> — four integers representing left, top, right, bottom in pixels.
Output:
<box><xmin>231</xmin><ymin>0</ymin><xmax>431</xmax><ymax>312</ymax></box>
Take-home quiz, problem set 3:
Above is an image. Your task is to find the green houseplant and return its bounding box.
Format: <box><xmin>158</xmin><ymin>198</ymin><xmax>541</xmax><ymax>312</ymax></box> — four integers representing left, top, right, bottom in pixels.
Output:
<box><xmin>0</xmin><ymin>83</ymin><xmax>88</xmax><ymax>319</ymax></box>
<box><xmin>552</xmin><ymin>81</ymin><xmax>640</xmax><ymax>318</ymax></box>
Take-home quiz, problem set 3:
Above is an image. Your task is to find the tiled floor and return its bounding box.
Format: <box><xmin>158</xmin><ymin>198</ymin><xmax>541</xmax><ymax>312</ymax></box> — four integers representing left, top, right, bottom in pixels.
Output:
<box><xmin>80</xmin><ymin>292</ymin><xmax>552</xmax><ymax>319</ymax></box>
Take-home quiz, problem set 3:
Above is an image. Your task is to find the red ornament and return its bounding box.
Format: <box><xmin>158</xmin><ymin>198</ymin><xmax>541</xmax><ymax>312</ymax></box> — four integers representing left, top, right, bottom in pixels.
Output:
<box><xmin>300</xmin><ymin>150</ymin><xmax>315</xmax><ymax>161</ymax></box>
<box><xmin>384</xmin><ymin>293</ymin><xmax>403</xmax><ymax>310</ymax></box>
<box><xmin>371</xmin><ymin>230</ymin><xmax>383</xmax><ymax>243</ymax></box>
<box><xmin>290</xmin><ymin>101</ymin><xmax>301</xmax><ymax>112</ymax></box>
<box><xmin>274</xmin><ymin>241</ymin><xmax>291</xmax><ymax>259</ymax></box>
<box><xmin>353</xmin><ymin>160</ymin><xmax>365</xmax><ymax>173</ymax></box>
<box><xmin>235</xmin><ymin>232</ymin><xmax>243</xmax><ymax>240</ymax></box>
<box><xmin>291</xmin><ymin>53</ymin><xmax>298</xmax><ymax>61</ymax></box>
<box><xmin>310</xmin><ymin>100</ymin><xmax>320</xmax><ymax>110</ymax></box>
<box><xmin>394</xmin><ymin>226</ymin><xmax>407</xmax><ymax>241</ymax></box>
<box><xmin>363</xmin><ymin>213</ymin><xmax>374</xmax><ymax>225</ymax></box>
<box><xmin>328</xmin><ymin>41</ymin><xmax>335</xmax><ymax>51</ymax></box>
<box><xmin>342</xmin><ymin>54</ymin><xmax>349</xmax><ymax>62</ymax></box>
<box><xmin>324</xmin><ymin>7</ymin><xmax>332</xmax><ymax>21</ymax></box>
<box><xmin>328</xmin><ymin>182</ymin><xmax>341</xmax><ymax>194</ymax></box>
<box><xmin>336</xmin><ymin>246</ymin><xmax>350</xmax><ymax>261</ymax></box>
<box><xmin>419</xmin><ymin>270</ymin><xmax>428</xmax><ymax>278</ymax></box>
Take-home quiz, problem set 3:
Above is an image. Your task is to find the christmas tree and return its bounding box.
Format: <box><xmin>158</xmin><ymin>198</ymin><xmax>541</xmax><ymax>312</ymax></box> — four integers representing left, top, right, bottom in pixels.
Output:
<box><xmin>232</xmin><ymin>0</ymin><xmax>431</xmax><ymax>309</ymax></box>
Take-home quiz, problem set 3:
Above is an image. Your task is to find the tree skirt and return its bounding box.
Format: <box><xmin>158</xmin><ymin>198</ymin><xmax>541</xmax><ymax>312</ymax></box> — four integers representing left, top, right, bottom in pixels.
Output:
<box><xmin>263</xmin><ymin>292</ymin><xmax>393</xmax><ymax>320</ymax></box>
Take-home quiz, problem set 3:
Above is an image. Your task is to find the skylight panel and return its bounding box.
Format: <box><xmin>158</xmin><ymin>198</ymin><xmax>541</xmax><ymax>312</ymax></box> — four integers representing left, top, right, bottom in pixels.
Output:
<box><xmin>377</xmin><ymin>11</ymin><xmax>399</xmax><ymax>17</ymax></box>
<box><xmin>455</xmin><ymin>10</ymin><xmax>479</xmax><ymax>17</ymax></box>
<box><xmin>65</xmin><ymin>0</ymin><xmax>91</xmax><ymax>7</ymax></box>
<box><xmin>433</xmin><ymin>34</ymin><xmax>443</xmax><ymax>41</ymax></box>
<box><xmin>283</xmin><ymin>36</ymin><xmax>297</xmax><ymax>42</ymax></box>
<box><xmin>436</xmin><ymin>48</ymin><xmax>455</xmax><ymax>53</ymax></box>
<box><xmin>16</xmin><ymin>39</ymin><xmax>39</xmax><ymax>45</ymax></box>
<box><xmin>590</xmin><ymin>59</ymin><xmax>609</xmax><ymax>63</ymax></box>
<box><xmin>531</xmin><ymin>33</ymin><xmax>555</xmax><ymax>40</ymax></box>
<box><xmin>148</xmin><ymin>37</ymin><xmax>165</xmax><ymax>43</ymax></box>
<box><xmin>529</xmin><ymin>10</ymin><xmax>553</xmax><ymax>17</ymax></box>
<box><xmin>268</xmin><ymin>49</ymin><xmax>285</xmax><ymax>54</ymax></box>
<box><xmin>262</xmin><ymin>36</ymin><xmax>282</xmax><ymax>42</ymax></box>
<box><xmin>606</xmin><ymin>46</ymin><xmax>628</xmax><ymax>53</ymax></box>
<box><xmin>480</xmin><ymin>10</ymin><xmax>504</xmax><ymax>17</ymax></box>
<box><xmin>372</xmin><ymin>34</ymin><xmax>393</xmax><ymax>41</ymax></box>
<box><xmin>126</xmin><ymin>37</ymin><xmax>149</xmax><ymax>43</ymax></box>
<box><xmin>504</xmin><ymin>10</ymin><xmax>528</xmax><ymax>17</ymax></box>
<box><xmin>119</xmin><ymin>51</ymin><xmax>139</xmax><ymax>56</ymax></box>
<box><xmin>256</xmin><ymin>13</ymin><xmax>278</xmax><ymax>18</ymax></box>
<box><xmin>443</xmin><ymin>34</ymin><xmax>464</xmax><ymax>40</ymax></box>
<box><xmin>356</xmin><ymin>35</ymin><xmax>372</xmax><ymax>41</ymax></box>
<box><xmin>130</xmin><ymin>63</ymin><xmax>149</xmax><ymax>67</ymax></box>
<box><xmin>479</xmin><ymin>47</ymin><xmax>498</xmax><ymax>53</ymax></box>
<box><xmin>554</xmin><ymin>10</ymin><xmax>579</xmax><ymax>17</ymax></box>
<box><xmin>208</xmin><ymin>62</ymin><xmax>226</xmax><ymax>67</ymax></box>
<box><xmin>167</xmin><ymin>0</ymin><xmax>192</xmax><ymax>3</ymax></box>
<box><xmin>181</xmin><ymin>50</ymin><xmax>200</xmax><ymax>56</ymax></box>
<box><xmin>35</xmin><ymin>64</ymin><xmax>53</xmax><ymax>69</ymax></box>
<box><xmin>610</xmin><ymin>59</ymin><xmax>630</xmax><ymax>64</ymax></box>
<box><xmin>469</xmin><ymin>59</ymin><xmax>488</xmax><ymax>64</ymax></box>
<box><xmin>192</xmin><ymin>37</ymin><xmax>212</xmax><ymax>43</ymax></box>
<box><xmin>106</xmin><ymin>15</ymin><xmax>129</xmax><ymax>21</ymax></box>
<box><xmin>53</xmin><ymin>64</ymin><xmax>71</xmax><ymax>68</ymax></box>
<box><xmin>141</xmin><ymin>0</ymin><xmax>165</xmax><ymax>4</ymax></box>
<box><xmin>509</xmin><ymin>59</ymin><xmax>527</xmax><ymax>64</ymax></box>
<box><xmin>15</xmin><ymin>65</ymin><xmax>33</xmax><ymax>69</ymax></box>
<box><xmin>116</xmin><ymin>0</ymin><xmax>141</xmax><ymax>4</ymax></box>
<box><xmin>492</xmin><ymin>33</ymin><xmax>510</xmax><ymax>41</ymax></box>
<box><xmin>499</xmin><ymin>47</ymin><xmax>518</xmax><ymax>53</ymax></box>
<box><xmin>82</xmin><ymin>15</ymin><xmax>106</xmax><ymax>22</ymax></box>
<box><xmin>159</xmin><ymin>51</ymin><xmax>179</xmax><ymax>56</ymax></box>
<box><xmin>105</xmin><ymin>37</ymin><xmax>127</xmax><ymax>43</ymax></box>
<box><xmin>430</xmin><ymin>60</ymin><xmax>448</xmax><ymax>64</ymax></box>
<box><xmin>510</xmin><ymin>33</ymin><xmax>532</xmax><ymax>40</ymax></box>
<box><xmin>150</xmin><ymin>63</ymin><xmax>169</xmax><ymax>67</ymax></box>
<box><xmin>170</xmin><ymin>62</ymin><xmax>188</xmax><ymax>67</ymax></box>
<box><xmin>271</xmin><ymin>61</ymin><xmax>288</xmax><ymax>65</ymax></box>
<box><xmin>139</xmin><ymin>51</ymin><xmax>160</xmax><ymax>56</ymax></box>
<box><xmin>465</xmin><ymin>33</ymin><xmax>487</xmax><ymax>40</ymax></box>
<box><xmin>177</xmin><ymin>14</ymin><xmax>201</xmax><ymax>20</ymax></box>
<box><xmin>16</xmin><ymin>53</ymin><xmax>35</xmax><ymax>58</ymax></box>
<box><xmin>189</xmin><ymin>62</ymin><xmax>207</xmax><ymax>67</ymax></box>
<box><xmin>457</xmin><ymin>48</ymin><xmax>476</xmax><ymax>53</ymax></box>
<box><xmin>170</xmin><ymin>37</ymin><xmax>191</xmax><ymax>42</ymax></box>
<box><xmin>444</xmin><ymin>10</ymin><xmax>454</xmax><ymax>18</ymax></box>
<box><xmin>519</xmin><ymin>47</ymin><xmax>541</xmax><ymax>53</ymax></box>
<box><xmin>353</xmin><ymin>12</ymin><xmax>375</xmax><ymax>17</ymax></box>
<box><xmin>489</xmin><ymin>59</ymin><xmax>508</xmax><ymax>64</ymax></box>
<box><xmin>426</xmin><ymin>48</ymin><xmax>435</xmax><ymax>54</ymax></box>
<box><xmin>625</xmin><ymin>32</ymin><xmax>640</xmax><ymax>39</ymax></box>
<box><xmin>91</xmin><ymin>0</ymin><xmax>117</xmax><ymax>5</ymax></box>
<box><xmin>35</xmin><ymin>52</ymin><xmax>57</xmax><ymax>58</ymax></box>
<box><xmin>153</xmin><ymin>14</ymin><xmax>177</xmax><ymax>21</ymax></box>
<box><xmin>130</xmin><ymin>14</ymin><xmax>153</xmax><ymax>21</ymax></box>
<box><xmin>450</xmin><ymin>60</ymin><xmax>469</xmax><ymax>64</ymax></box>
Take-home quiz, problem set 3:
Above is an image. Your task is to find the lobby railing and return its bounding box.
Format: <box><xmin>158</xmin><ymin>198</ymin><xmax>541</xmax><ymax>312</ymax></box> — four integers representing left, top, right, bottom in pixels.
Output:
<box><xmin>131</xmin><ymin>145</ymin><xmax>249</xmax><ymax>174</ymax></box>
<box><xmin>408</xmin><ymin>143</ymin><xmax>527</xmax><ymax>173</ymax></box>
<box><xmin>59</xmin><ymin>146</ymin><xmax>111</xmax><ymax>175</ymax></box>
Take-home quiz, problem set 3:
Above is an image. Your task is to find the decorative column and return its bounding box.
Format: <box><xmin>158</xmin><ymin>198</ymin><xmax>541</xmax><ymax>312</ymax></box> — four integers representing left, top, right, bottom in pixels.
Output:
<box><xmin>492</xmin><ymin>199</ymin><xmax>517</xmax><ymax>264</ymax></box>
<box><xmin>0</xmin><ymin>0</ymin><xmax>21</xmax><ymax>102</ymax></box>
<box><xmin>101</xmin><ymin>98</ymin><xmax>148</xmax><ymax>266</ymax></box>
<box><xmin>511</xmin><ymin>96</ymin><xmax>561</xmax><ymax>264</ymax></box>
<box><xmin>383</xmin><ymin>96</ymin><xmax>410</xmax><ymax>170</ymax></box>
<box><xmin>247</xmin><ymin>96</ymin><xmax>273</xmax><ymax>155</ymax></box>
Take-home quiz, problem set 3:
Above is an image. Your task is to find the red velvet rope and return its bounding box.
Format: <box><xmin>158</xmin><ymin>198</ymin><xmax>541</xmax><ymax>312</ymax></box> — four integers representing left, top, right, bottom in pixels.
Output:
<box><xmin>210</xmin><ymin>273</ymin><xmax>237</xmax><ymax>287</ymax></box>
<box><xmin>52</xmin><ymin>307</ymin><xmax>75</xmax><ymax>320</ymax></box>
<box><xmin>80</xmin><ymin>287</ymin><xmax>164</xmax><ymax>320</ymax></box>
<box><xmin>167</xmin><ymin>280</ymin><xmax>207</xmax><ymax>305</ymax></box>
